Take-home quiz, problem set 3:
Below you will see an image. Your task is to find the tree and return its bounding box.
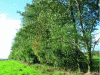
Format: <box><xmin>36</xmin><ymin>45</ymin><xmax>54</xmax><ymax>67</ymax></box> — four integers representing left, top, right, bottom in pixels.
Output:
<box><xmin>9</xmin><ymin>0</ymin><xmax>99</xmax><ymax>73</ymax></box>
<box><xmin>75</xmin><ymin>0</ymin><xmax>99</xmax><ymax>72</ymax></box>
<box><xmin>57</xmin><ymin>0</ymin><xmax>99</xmax><ymax>72</ymax></box>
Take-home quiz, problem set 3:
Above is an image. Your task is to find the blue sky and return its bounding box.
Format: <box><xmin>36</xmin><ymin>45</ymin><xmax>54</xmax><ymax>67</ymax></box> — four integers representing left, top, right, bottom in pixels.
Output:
<box><xmin>0</xmin><ymin>0</ymin><xmax>99</xmax><ymax>59</ymax></box>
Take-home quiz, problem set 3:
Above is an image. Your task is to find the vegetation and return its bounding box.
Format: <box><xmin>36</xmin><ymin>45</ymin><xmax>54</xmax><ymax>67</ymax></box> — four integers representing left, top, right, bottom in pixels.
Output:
<box><xmin>0</xmin><ymin>55</ymin><xmax>99</xmax><ymax>75</ymax></box>
<box><xmin>7</xmin><ymin>0</ymin><xmax>99</xmax><ymax>74</ymax></box>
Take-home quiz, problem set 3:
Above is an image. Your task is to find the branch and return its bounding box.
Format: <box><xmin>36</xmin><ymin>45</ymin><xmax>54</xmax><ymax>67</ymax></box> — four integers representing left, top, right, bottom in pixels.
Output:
<box><xmin>90</xmin><ymin>16</ymin><xmax>98</xmax><ymax>33</ymax></box>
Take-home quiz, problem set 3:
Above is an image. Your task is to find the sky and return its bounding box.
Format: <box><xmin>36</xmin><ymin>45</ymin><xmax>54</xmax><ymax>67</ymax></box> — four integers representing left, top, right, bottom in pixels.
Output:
<box><xmin>0</xmin><ymin>0</ymin><xmax>32</xmax><ymax>59</ymax></box>
<box><xmin>0</xmin><ymin>0</ymin><xmax>100</xmax><ymax>59</ymax></box>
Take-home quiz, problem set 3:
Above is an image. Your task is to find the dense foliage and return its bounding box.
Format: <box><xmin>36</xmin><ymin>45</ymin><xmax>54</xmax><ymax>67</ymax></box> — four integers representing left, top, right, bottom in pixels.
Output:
<box><xmin>8</xmin><ymin>0</ymin><xmax>99</xmax><ymax>72</ymax></box>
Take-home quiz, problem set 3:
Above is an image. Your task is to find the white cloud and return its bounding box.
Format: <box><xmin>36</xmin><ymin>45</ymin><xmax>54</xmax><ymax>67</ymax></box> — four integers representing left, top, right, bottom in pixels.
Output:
<box><xmin>0</xmin><ymin>14</ymin><xmax>22</xmax><ymax>59</ymax></box>
<box><xmin>95</xmin><ymin>33</ymin><xmax>100</xmax><ymax>45</ymax></box>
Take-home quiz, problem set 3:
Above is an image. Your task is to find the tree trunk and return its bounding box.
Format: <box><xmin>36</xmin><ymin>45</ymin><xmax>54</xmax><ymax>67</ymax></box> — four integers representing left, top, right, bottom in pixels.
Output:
<box><xmin>87</xmin><ymin>46</ymin><xmax>92</xmax><ymax>72</ymax></box>
<box><xmin>69</xmin><ymin>0</ymin><xmax>81</xmax><ymax>72</ymax></box>
<box><xmin>75</xmin><ymin>0</ymin><xmax>92</xmax><ymax>72</ymax></box>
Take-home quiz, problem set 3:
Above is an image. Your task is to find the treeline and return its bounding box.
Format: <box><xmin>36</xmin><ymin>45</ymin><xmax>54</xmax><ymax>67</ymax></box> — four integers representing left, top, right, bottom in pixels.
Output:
<box><xmin>85</xmin><ymin>50</ymin><xmax>99</xmax><ymax>56</ymax></box>
<box><xmin>8</xmin><ymin>0</ymin><xmax>99</xmax><ymax>72</ymax></box>
<box><xmin>0</xmin><ymin>59</ymin><xmax>8</xmax><ymax>61</ymax></box>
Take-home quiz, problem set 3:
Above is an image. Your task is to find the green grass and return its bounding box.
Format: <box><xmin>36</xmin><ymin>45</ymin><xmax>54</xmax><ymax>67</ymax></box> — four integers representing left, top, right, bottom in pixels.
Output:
<box><xmin>92</xmin><ymin>55</ymin><xmax>99</xmax><ymax>66</ymax></box>
<box><xmin>0</xmin><ymin>60</ymin><xmax>43</xmax><ymax>75</ymax></box>
<box><xmin>85</xmin><ymin>54</ymin><xmax>99</xmax><ymax>67</ymax></box>
<box><xmin>0</xmin><ymin>59</ymin><xmax>83</xmax><ymax>75</ymax></box>
<box><xmin>0</xmin><ymin>59</ymin><xmax>82</xmax><ymax>75</ymax></box>
<box><xmin>0</xmin><ymin>55</ymin><xmax>99</xmax><ymax>75</ymax></box>
<box><xmin>84</xmin><ymin>54</ymin><xmax>99</xmax><ymax>72</ymax></box>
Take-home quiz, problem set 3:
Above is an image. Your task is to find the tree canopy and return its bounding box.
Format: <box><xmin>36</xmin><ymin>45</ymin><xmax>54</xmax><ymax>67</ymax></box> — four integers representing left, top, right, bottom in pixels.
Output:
<box><xmin>8</xmin><ymin>0</ymin><xmax>99</xmax><ymax>72</ymax></box>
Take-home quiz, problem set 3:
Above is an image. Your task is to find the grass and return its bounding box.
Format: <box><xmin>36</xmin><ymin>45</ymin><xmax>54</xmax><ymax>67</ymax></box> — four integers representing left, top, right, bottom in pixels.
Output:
<box><xmin>92</xmin><ymin>55</ymin><xmax>99</xmax><ymax>66</ymax></box>
<box><xmin>0</xmin><ymin>60</ymin><xmax>43</xmax><ymax>75</ymax></box>
<box><xmin>0</xmin><ymin>59</ymin><xmax>82</xmax><ymax>75</ymax></box>
<box><xmin>0</xmin><ymin>55</ymin><xmax>99</xmax><ymax>75</ymax></box>
<box><xmin>85</xmin><ymin>54</ymin><xmax>99</xmax><ymax>67</ymax></box>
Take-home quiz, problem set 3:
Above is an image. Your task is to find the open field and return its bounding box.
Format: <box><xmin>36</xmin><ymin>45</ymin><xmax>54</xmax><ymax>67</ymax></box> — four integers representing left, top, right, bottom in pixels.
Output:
<box><xmin>0</xmin><ymin>55</ymin><xmax>99</xmax><ymax>75</ymax></box>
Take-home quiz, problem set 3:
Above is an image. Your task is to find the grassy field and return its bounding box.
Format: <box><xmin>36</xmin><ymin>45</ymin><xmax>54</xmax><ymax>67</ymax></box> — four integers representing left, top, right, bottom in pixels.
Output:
<box><xmin>0</xmin><ymin>55</ymin><xmax>99</xmax><ymax>75</ymax></box>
